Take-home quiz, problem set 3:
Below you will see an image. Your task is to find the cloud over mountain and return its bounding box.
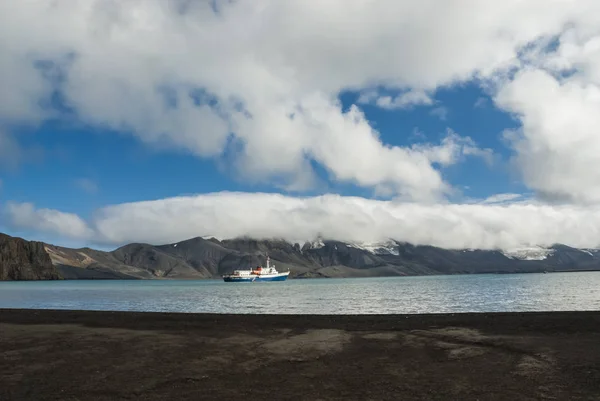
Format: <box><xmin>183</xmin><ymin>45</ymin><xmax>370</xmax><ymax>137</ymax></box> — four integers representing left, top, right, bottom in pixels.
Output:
<box><xmin>5</xmin><ymin>193</ymin><xmax>600</xmax><ymax>251</ymax></box>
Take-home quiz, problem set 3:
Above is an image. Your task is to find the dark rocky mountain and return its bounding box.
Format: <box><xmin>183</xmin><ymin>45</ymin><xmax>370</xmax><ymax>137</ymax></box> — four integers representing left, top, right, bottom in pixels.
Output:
<box><xmin>0</xmin><ymin>234</ymin><xmax>61</xmax><ymax>280</ymax></box>
<box><xmin>1</xmin><ymin>232</ymin><xmax>600</xmax><ymax>280</ymax></box>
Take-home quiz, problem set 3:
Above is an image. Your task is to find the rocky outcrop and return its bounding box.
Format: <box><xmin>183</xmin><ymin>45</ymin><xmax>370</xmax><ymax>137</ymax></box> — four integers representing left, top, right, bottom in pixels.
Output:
<box><xmin>0</xmin><ymin>234</ymin><xmax>61</xmax><ymax>280</ymax></box>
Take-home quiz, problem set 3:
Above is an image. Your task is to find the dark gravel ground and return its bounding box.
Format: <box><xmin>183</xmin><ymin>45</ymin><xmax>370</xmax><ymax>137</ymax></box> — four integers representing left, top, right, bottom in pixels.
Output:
<box><xmin>2</xmin><ymin>309</ymin><xmax>600</xmax><ymax>400</ymax></box>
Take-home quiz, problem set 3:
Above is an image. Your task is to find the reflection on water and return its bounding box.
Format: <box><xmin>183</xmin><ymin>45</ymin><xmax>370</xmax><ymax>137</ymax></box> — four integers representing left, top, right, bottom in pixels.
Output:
<box><xmin>1</xmin><ymin>272</ymin><xmax>600</xmax><ymax>314</ymax></box>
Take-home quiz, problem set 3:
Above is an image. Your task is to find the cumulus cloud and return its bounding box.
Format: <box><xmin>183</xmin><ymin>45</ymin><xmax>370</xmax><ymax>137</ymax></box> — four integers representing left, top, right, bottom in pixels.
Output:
<box><xmin>496</xmin><ymin>68</ymin><xmax>600</xmax><ymax>204</ymax></box>
<box><xmin>3</xmin><ymin>0</ymin><xmax>600</xmax><ymax>201</ymax></box>
<box><xmin>5</xmin><ymin>192</ymin><xmax>600</xmax><ymax>251</ymax></box>
<box><xmin>4</xmin><ymin>0</ymin><xmax>600</xmax><ymax>249</ymax></box>
<box><xmin>413</xmin><ymin>131</ymin><xmax>494</xmax><ymax>170</ymax></box>
<box><xmin>489</xmin><ymin>9</ymin><xmax>600</xmax><ymax>204</ymax></box>
<box><xmin>4</xmin><ymin>202</ymin><xmax>94</xmax><ymax>240</ymax></box>
<box><xmin>358</xmin><ymin>90</ymin><xmax>434</xmax><ymax>110</ymax></box>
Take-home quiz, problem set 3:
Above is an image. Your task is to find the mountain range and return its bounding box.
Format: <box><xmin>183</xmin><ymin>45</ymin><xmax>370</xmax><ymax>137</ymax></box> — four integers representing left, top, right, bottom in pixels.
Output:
<box><xmin>2</xmin><ymin>232</ymin><xmax>600</xmax><ymax>280</ymax></box>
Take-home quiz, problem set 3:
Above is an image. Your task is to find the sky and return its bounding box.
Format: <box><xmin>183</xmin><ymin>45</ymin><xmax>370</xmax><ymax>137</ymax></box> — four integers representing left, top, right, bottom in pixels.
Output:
<box><xmin>2</xmin><ymin>0</ymin><xmax>600</xmax><ymax>251</ymax></box>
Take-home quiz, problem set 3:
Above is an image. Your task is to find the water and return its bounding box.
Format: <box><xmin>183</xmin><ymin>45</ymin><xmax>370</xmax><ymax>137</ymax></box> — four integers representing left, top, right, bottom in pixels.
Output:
<box><xmin>1</xmin><ymin>272</ymin><xmax>600</xmax><ymax>314</ymax></box>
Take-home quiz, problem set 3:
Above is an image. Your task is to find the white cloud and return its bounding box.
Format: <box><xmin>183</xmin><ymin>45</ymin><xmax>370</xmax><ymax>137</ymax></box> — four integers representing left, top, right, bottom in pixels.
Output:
<box><xmin>481</xmin><ymin>193</ymin><xmax>524</xmax><ymax>204</ymax></box>
<box><xmin>496</xmin><ymin>67</ymin><xmax>600</xmax><ymax>204</ymax></box>
<box><xmin>74</xmin><ymin>178</ymin><xmax>99</xmax><ymax>194</ymax></box>
<box><xmin>429</xmin><ymin>106</ymin><xmax>449</xmax><ymax>121</ymax></box>
<box><xmin>3</xmin><ymin>0</ymin><xmax>600</xmax><ymax>249</ymax></box>
<box><xmin>5</xmin><ymin>192</ymin><xmax>600</xmax><ymax>251</ymax></box>
<box><xmin>474</xmin><ymin>97</ymin><xmax>488</xmax><ymax>108</ymax></box>
<box><xmin>4</xmin><ymin>202</ymin><xmax>94</xmax><ymax>240</ymax></box>
<box><xmin>413</xmin><ymin>130</ymin><xmax>494</xmax><ymax>169</ymax></box>
<box><xmin>2</xmin><ymin>0</ymin><xmax>599</xmax><ymax>201</ymax></box>
<box><xmin>489</xmin><ymin>10</ymin><xmax>600</xmax><ymax>204</ymax></box>
<box><xmin>358</xmin><ymin>90</ymin><xmax>434</xmax><ymax>110</ymax></box>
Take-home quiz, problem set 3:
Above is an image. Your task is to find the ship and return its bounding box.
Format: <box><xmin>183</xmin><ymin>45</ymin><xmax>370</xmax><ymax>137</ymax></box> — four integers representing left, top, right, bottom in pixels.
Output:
<box><xmin>222</xmin><ymin>255</ymin><xmax>290</xmax><ymax>282</ymax></box>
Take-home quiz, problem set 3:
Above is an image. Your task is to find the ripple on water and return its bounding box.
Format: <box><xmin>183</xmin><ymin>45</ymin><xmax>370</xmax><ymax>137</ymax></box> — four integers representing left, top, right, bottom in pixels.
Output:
<box><xmin>0</xmin><ymin>272</ymin><xmax>600</xmax><ymax>314</ymax></box>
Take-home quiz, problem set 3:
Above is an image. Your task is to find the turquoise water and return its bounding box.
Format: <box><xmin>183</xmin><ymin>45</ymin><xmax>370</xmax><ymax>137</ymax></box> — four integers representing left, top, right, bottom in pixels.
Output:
<box><xmin>1</xmin><ymin>272</ymin><xmax>600</xmax><ymax>314</ymax></box>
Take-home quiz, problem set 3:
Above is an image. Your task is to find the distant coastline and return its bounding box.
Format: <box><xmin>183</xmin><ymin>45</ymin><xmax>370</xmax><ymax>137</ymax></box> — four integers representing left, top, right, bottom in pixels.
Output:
<box><xmin>2</xmin><ymin>232</ymin><xmax>600</xmax><ymax>281</ymax></box>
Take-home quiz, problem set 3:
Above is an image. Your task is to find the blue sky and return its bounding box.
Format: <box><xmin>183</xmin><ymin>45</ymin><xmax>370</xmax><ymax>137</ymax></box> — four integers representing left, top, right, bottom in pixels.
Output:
<box><xmin>1</xmin><ymin>84</ymin><xmax>520</xmax><ymax>219</ymax></box>
<box><xmin>2</xmin><ymin>1</ymin><xmax>600</xmax><ymax>250</ymax></box>
<box><xmin>1</xmin><ymin>83</ymin><xmax>526</xmax><ymax>247</ymax></box>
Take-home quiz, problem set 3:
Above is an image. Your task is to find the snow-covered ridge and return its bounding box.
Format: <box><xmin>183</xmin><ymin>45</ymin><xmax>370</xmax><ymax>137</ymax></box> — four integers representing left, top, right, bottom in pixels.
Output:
<box><xmin>193</xmin><ymin>236</ymin><xmax>600</xmax><ymax>260</ymax></box>
<box><xmin>298</xmin><ymin>237</ymin><xmax>400</xmax><ymax>255</ymax></box>
<box><xmin>347</xmin><ymin>240</ymin><xmax>400</xmax><ymax>256</ymax></box>
<box><xmin>502</xmin><ymin>246</ymin><xmax>555</xmax><ymax>261</ymax></box>
<box><xmin>309</xmin><ymin>238</ymin><xmax>325</xmax><ymax>249</ymax></box>
<box><xmin>501</xmin><ymin>246</ymin><xmax>600</xmax><ymax>260</ymax></box>
<box><xmin>580</xmin><ymin>248</ymin><xmax>600</xmax><ymax>256</ymax></box>
<box><xmin>201</xmin><ymin>235</ymin><xmax>226</xmax><ymax>241</ymax></box>
<box><xmin>298</xmin><ymin>238</ymin><xmax>326</xmax><ymax>250</ymax></box>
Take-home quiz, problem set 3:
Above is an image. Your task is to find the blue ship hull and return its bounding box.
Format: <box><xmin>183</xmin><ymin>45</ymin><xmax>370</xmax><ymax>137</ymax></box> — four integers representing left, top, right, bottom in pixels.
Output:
<box><xmin>223</xmin><ymin>274</ymin><xmax>289</xmax><ymax>282</ymax></box>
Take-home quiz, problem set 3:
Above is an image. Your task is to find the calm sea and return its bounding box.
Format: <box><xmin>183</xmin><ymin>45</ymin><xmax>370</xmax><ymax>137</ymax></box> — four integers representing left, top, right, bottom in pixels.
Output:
<box><xmin>1</xmin><ymin>272</ymin><xmax>600</xmax><ymax>314</ymax></box>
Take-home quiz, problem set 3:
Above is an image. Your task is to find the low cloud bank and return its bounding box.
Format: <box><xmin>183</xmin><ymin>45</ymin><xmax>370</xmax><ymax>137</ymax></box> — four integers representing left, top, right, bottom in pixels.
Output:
<box><xmin>5</xmin><ymin>192</ymin><xmax>600</xmax><ymax>250</ymax></box>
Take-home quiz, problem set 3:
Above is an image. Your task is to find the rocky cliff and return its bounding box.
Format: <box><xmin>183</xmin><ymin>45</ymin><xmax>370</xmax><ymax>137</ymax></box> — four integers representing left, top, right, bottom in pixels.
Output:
<box><xmin>0</xmin><ymin>234</ymin><xmax>61</xmax><ymax>280</ymax></box>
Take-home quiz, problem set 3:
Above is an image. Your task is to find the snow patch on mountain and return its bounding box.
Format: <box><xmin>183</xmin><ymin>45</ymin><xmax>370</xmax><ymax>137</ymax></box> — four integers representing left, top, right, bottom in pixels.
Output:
<box><xmin>311</xmin><ymin>238</ymin><xmax>325</xmax><ymax>249</ymax></box>
<box><xmin>580</xmin><ymin>249</ymin><xmax>600</xmax><ymax>256</ymax></box>
<box><xmin>201</xmin><ymin>235</ymin><xmax>225</xmax><ymax>241</ymax></box>
<box><xmin>348</xmin><ymin>240</ymin><xmax>400</xmax><ymax>256</ymax></box>
<box><xmin>502</xmin><ymin>246</ymin><xmax>555</xmax><ymax>261</ymax></box>
<box><xmin>301</xmin><ymin>238</ymin><xmax>325</xmax><ymax>250</ymax></box>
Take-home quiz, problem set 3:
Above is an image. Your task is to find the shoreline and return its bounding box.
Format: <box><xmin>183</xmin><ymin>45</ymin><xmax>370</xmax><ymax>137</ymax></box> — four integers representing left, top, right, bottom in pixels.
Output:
<box><xmin>2</xmin><ymin>308</ymin><xmax>600</xmax><ymax>333</ymax></box>
<box><xmin>2</xmin><ymin>309</ymin><xmax>600</xmax><ymax>400</ymax></box>
<box><xmin>3</xmin><ymin>268</ymin><xmax>600</xmax><ymax>282</ymax></box>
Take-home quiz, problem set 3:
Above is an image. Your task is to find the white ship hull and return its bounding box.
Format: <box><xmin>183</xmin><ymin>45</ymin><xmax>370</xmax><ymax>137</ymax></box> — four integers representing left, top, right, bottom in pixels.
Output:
<box><xmin>222</xmin><ymin>256</ymin><xmax>289</xmax><ymax>282</ymax></box>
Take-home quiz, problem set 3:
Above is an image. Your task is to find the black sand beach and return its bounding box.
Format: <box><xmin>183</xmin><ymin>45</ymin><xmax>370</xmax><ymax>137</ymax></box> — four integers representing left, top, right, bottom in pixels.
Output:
<box><xmin>2</xmin><ymin>309</ymin><xmax>600</xmax><ymax>400</ymax></box>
